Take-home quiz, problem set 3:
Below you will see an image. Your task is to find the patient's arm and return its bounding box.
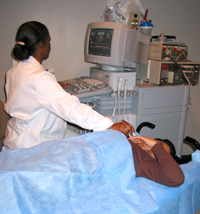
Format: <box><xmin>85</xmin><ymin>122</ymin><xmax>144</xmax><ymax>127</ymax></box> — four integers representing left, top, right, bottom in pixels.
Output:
<box><xmin>129</xmin><ymin>140</ymin><xmax>185</xmax><ymax>187</ymax></box>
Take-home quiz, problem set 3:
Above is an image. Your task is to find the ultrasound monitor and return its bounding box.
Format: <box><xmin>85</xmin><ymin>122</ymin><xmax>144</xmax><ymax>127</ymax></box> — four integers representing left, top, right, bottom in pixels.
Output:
<box><xmin>84</xmin><ymin>22</ymin><xmax>150</xmax><ymax>71</ymax></box>
<box><xmin>89</xmin><ymin>28</ymin><xmax>113</xmax><ymax>57</ymax></box>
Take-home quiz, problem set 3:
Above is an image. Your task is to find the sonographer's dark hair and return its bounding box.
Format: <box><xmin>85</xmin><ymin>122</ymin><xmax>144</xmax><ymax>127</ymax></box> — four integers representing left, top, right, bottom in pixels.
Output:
<box><xmin>12</xmin><ymin>21</ymin><xmax>49</xmax><ymax>61</ymax></box>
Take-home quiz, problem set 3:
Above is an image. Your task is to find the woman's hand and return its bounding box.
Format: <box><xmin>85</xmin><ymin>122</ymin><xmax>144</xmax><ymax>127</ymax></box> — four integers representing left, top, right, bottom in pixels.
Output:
<box><xmin>108</xmin><ymin>121</ymin><xmax>135</xmax><ymax>138</ymax></box>
<box><xmin>129</xmin><ymin>136</ymin><xmax>161</xmax><ymax>159</ymax></box>
<box><xmin>58</xmin><ymin>81</ymin><xmax>70</xmax><ymax>89</ymax></box>
<box><xmin>129</xmin><ymin>136</ymin><xmax>158</xmax><ymax>150</ymax></box>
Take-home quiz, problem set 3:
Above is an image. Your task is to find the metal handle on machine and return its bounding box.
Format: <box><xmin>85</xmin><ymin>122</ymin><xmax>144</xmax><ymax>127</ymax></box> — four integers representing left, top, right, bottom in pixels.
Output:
<box><xmin>184</xmin><ymin>136</ymin><xmax>200</xmax><ymax>150</ymax></box>
<box><xmin>136</xmin><ymin>122</ymin><xmax>155</xmax><ymax>133</ymax></box>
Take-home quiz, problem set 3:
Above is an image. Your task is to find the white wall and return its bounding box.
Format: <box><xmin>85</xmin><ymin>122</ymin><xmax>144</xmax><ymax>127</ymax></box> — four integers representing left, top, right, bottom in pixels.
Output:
<box><xmin>0</xmin><ymin>0</ymin><xmax>199</xmax><ymax>153</ymax></box>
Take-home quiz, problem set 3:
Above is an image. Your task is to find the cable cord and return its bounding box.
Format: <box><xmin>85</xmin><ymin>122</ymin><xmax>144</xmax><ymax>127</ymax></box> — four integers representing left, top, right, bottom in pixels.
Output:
<box><xmin>117</xmin><ymin>77</ymin><xmax>122</xmax><ymax>119</ymax></box>
<box><xmin>123</xmin><ymin>79</ymin><xmax>128</xmax><ymax>117</ymax></box>
<box><xmin>181</xmin><ymin>68</ymin><xmax>192</xmax><ymax>108</ymax></box>
<box><xmin>110</xmin><ymin>86</ymin><xmax>116</xmax><ymax>118</ymax></box>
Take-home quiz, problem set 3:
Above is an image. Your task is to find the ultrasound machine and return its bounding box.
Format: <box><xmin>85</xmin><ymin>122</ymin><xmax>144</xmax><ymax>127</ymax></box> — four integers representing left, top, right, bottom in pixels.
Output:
<box><xmin>61</xmin><ymin>21</ymin><xmax>199</xmax><ymax>156</ymax></box>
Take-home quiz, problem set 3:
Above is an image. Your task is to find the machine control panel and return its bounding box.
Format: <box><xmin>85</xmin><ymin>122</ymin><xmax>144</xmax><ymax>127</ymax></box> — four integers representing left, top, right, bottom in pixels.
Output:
<box><xmin>60</xmin><ymin>76</ymin><xmax>113</xmax><ymax>99</ymax></box>
<box><xmin>181</xmin><ymin>64</ymin><xmax>200</xmax><ymax>86</ymax></box>
<box><xmin>148</xmin><ymin>60</ymin><xmax>200</xmax><ymax>86</ymax></box>
<box><xmin>148</xmin><ymin>42</ymin><xmax>188</xmax><ymax>62</ymax></box>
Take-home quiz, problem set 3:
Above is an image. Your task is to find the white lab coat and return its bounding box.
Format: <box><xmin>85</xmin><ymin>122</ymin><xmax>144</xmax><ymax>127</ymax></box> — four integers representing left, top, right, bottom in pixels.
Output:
<box><xmin>4</xmin><ymin>56</ymin><xmax>113</xmax><ymax>149</ymax></box>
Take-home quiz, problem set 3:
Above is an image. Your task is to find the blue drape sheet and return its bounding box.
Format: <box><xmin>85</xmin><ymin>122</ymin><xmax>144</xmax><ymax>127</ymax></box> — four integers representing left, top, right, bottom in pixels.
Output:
<box><xmin>0</xmin><ymin>130</ymin><xmax>200</xmax><ymax>214</ymax></box>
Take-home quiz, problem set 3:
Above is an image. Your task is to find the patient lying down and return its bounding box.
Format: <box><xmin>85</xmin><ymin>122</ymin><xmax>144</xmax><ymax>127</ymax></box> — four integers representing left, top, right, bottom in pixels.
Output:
<box><xmin>128</xmin><ymin>136</ymin><xmax>184</xmax><ymax>187</ymax></box>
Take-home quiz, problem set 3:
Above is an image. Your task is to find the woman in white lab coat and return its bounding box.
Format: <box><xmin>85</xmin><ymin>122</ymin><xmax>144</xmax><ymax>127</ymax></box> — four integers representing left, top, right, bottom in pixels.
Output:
<box><xmin>3</xmin><ymin>21</ymin><xmax>134</xmax><ymax>149</ymax></box>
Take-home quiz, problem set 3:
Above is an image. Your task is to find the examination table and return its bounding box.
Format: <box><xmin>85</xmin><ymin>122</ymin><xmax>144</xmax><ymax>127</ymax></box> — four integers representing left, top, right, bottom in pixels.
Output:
<box><xmin>0</xmin><ymin>130</ymin><xmax>200</xmax><ymax>214</ymax></box>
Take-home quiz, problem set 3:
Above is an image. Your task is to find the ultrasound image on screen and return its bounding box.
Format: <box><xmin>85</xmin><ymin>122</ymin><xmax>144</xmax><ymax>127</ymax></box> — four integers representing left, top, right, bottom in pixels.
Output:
<box><xmin>89</xmin><ymin>29</ymin><xmax>113</xmax><ymax>57</ymax></box>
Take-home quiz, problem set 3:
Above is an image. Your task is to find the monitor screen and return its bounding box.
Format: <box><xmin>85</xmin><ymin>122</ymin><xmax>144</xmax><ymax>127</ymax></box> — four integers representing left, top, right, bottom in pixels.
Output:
<box><xmin>84</xmin><ymin>22</ymin><xmax>150</xmax><ymax>71</ymax></box>
<box><xmin>89</xmin><ymin>29</ymin><xmax>113</xmax><ymax>57</ymax></box>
